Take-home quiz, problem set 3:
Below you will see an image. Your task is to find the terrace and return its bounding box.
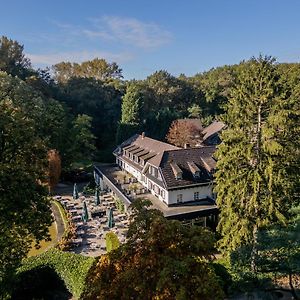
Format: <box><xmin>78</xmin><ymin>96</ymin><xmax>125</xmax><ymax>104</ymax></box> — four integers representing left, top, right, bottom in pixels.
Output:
<box><xmin>56</xmin><ymin>192</ymin><xmax>130</xmax><ymax>257</ymax></box>
<box><xmin>95</xmin><ymin>164</ymin><xmax>218</xmax><ymax>224</ymax></box>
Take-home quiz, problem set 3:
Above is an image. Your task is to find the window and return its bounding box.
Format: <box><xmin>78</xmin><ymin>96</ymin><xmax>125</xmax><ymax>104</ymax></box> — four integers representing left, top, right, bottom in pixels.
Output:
<box><xmin>177</xmin><ymin>194</ymin><xmax>183</xmax><ymax>203</ymax></box>
<box><xmin>194</xmin><ymin>192</ymin><xmax>200</xmax><ymax>200</ymax></box>
<box><xmin>194</xmin><ymin>171</ymin><xmax>200</xmax><ymax>179</ymax></box>
<box><xmin>154</xmin><ymin>185</ymin><xmax>160</xmax><ymax>194</ymax></box>
<box><xmin>161</xmin><ymin>190</ymin><xmax>165</xmax><ymax>199</ymax></box>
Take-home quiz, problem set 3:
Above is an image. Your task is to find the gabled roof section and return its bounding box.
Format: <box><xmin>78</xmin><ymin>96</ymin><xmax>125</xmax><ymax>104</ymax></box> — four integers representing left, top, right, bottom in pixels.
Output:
<box><xmin>160</xmin><ymin>147</ymin><xmax>216</xmax><ymax>189</ymax></box>
<box><xmin>202</xmin><ymin>121</ymin><xmax>226</xmax><ymax>141</ymax></box>
<box><xmin>115</xmin><ymin>134</ymin><xmax>180</xmax><ymax>167</ymax></box>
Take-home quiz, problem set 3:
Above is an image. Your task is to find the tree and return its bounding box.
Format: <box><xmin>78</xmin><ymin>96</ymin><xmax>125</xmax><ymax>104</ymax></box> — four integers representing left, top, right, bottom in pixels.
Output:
<box><xmin>116</xmin><ymin>82</ymin><xmax>142</xmax><ymax>143</ymax></box>
<box><xmin>166</xmin><ymin>119</ymin><xmax>202</xmax><ymax>147</ymax></box>
<box><xmin>145</xmin><ymin>70</ymin><xmax>196</xmax><ymax>113</ymax></box>
<box><xmin>0</xmin><ymin>36</ymin><xmax>32</xmax><ymax>79</ymax></box>
<box><xmin>71</xmin><ymin>114</ymin><xmax>96</xmax><ymax>162</ymax></box>
<box><xmin>120</xmin><ymin>82</ymin><xmax>142</xmax><ymax>124</ymax></box>
<box><xmin>57</xmin><ymin>77</ymin><xmax>122</xmax><ymax>160</ymax></box>
<box><xmin>53</xmin><ymin>58</ymin><xmax>123</xmax><ymax>83</ymax></box>
<box><xmin>188</xmin><ymin>104</ymin><xmax>202</xmax><ymax>118</ymax></box>
<box><xmin>229</xmin><ymin>206</ymin><xmax>300</xmax><ymax>299</ymax></box>
<box><xmin>47</xmin><ymin>150</ymin><xmax>61</xmax><ymax>193</ymax></box>
<box><xmin>0</xmin><ymin>99</ymin><xmax>52</xmax><ymax>296</ymax></box>
<box><xmin>256</xmin><ymin>206</ymin><xmax>300</xmax><ymax>299</ymax></box>
<box><xmin>215</xmin><ymin>56</ymin><xmax>298</xmax><ymax>271</ymax></box>
<box><xmin>82</xmin><ymin>200</ymin><xmax>225</xmax><ymax>300</ymax></box>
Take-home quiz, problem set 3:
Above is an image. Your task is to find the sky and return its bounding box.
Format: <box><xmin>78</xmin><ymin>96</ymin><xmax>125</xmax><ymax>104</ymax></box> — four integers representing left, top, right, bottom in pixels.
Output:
<box><xmin>1</xmin><ymin>0</ymin><xmax>300</xmax><ymax>79</ymax></box>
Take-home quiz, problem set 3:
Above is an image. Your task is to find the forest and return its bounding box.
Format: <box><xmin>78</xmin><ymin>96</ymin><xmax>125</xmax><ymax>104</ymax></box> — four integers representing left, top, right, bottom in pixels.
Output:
<box><xmin>1</xmin><ymin>35</ymin><xmax>300</xmax><ymax>299</ymax></box>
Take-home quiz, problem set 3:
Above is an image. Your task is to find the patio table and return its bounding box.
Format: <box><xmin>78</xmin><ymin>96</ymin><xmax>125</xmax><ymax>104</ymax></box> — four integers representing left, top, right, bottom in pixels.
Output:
<box><xmin>118</xmin><ymin>214</ymin><xmax>127</xmax><ymax>219</ymax></box>
<box><xmin>72</xmin><ymin>215</ymin><xmax>82</xmax><ymax>221</ymax></box>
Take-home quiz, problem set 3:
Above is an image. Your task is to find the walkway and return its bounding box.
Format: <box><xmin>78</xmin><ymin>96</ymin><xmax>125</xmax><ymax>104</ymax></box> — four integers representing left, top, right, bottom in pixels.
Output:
<box><xmin>51</xmin><ymin>201</ymin><xmax>65</xmax><ymax>241</ymax></box>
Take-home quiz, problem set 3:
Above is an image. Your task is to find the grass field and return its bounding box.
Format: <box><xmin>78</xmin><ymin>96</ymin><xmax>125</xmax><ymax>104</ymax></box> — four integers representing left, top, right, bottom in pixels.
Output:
<box><xmin>28</xmin><ymin>221</ymin><xmax>58</xmax><ymax>257</ymax></box>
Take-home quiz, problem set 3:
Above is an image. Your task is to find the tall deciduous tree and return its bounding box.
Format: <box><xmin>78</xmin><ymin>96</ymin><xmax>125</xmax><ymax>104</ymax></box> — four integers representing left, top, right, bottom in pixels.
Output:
<box><xmin>166</xmin><ymin>119</ymin><xmax>202</xmax><ymax>147</ymax></box>
<box><xmin>0</xmin><ymin>99</ymin><xmax>52</xmax><ymax>295</ymax></box>
<box><xmin>0</xmin><ymin>36</ymin><xmax>32</xmax><ymax>79</ymax></box>
<box><xmin>53</xmin><ymin>58</ymin><xmax>122</xmax><ymax>83</ymax></box>
<box><xmin>71</xmin><ymin>114</ymin><xmax>96</xmax><ymax>162</ymax></box>
<box><xmin>215</xmin><ymin>56</ymin><xmax>298</xmax><ymax>271</ymax></box>
<box><xmin>83</xmin><ymin>200</ymin><xmax>225</xmax><ymax>300</ymax></box>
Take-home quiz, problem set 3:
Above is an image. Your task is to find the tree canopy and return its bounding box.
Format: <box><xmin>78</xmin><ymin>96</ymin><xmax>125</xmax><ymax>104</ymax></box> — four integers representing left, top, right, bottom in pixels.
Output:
<box><xmin>82</xmin><ymin>200</ymin><xmax>225</xmax><ymax>300</ymax></box>
<box><xmin>215</xmin><ymin>56</ymin><xmax>299</xmax><ymax>271</ymax></box>
<box><xmin>0</xmin><ymin>98</ymin><xmax>52</xmax><ymax>295</ymax></box>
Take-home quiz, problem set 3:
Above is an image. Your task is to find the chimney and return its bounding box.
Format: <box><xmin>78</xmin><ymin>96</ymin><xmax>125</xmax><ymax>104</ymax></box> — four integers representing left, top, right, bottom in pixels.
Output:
<box><xmin>141</xmin><ymin>132</ymin><xmax>145</xmax><ymax>139</ymax></box>
<box><xmin>184</xmin><ymin>143</ymin><xmax>190</xmax><ymax>149</ymax></box>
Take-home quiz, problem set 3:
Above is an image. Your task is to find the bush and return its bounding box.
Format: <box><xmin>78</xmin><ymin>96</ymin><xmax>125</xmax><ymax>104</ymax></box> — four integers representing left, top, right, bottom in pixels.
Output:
<box><xmin>82</xmin><ymin>180</ymin><xmax>96</xmax><ymax>196</ymax></box>
<box><xmin>105</xmin><ymin>232</ymin><xmax>120</xmax><ymax>253</ymax></box>
<box><xmin>16</xmin><ymin>249</ymin><xmax>95</xmax><ymax>299</ymax></box>
<box><xmin>53</xmin><ymin>200</ymin><xmax>76</xmax><ymax>251</ymax></box>
<box><xmin>114</xmin><ymin>196</ymin><xmax>125</xmax><ymax>213</ymax></box>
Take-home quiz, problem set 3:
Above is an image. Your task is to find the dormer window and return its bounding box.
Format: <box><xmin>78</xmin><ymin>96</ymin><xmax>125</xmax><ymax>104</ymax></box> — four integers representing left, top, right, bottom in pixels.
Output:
<box><xmin>170</xmin><ymin>162</ymin><xmax>183</xmax><ymax>180</ymax></box>
<box><xmin>194</xmin><ymin>171</ymin><xmax>200</xmax><ymax>178</ymax></box>
<box><xmin>188</xmin><ymin>161</ymin><xmax>201</xmax><ymax>179</ymax></box>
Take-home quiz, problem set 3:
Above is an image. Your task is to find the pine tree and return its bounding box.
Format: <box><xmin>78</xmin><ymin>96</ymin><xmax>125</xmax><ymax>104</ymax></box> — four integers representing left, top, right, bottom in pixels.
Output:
<box><xmin>215</xmin><ymin>56</ymin><xmax>298</xmax><ymax>271</ymax></box>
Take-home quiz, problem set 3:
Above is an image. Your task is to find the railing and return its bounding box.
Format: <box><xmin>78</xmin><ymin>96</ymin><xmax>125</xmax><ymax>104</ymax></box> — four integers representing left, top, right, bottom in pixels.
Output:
<box><xmin>95</xmin><ymin>167</ymin><xmax>132</xmax><ymax>209</ymax></box>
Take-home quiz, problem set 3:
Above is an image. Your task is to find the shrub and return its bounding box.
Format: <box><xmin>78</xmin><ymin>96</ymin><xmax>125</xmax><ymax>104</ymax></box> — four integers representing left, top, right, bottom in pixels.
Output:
<box><xmin>105</xmin><ymin>232</ymin><xmax>120</xmax><ymax>253</ymax></box>
<box><xmin>83</xmin><ymin>180</ymin><xmax>96</xmax><ymax>196</ymax></box>
<box><xmin>54</xmin><ymin>201</ymin><xmax>77</xmax><ymax>251</ymax></box>
<box><xmin>16</xmin><ymin>249</ymin><xmax>95</xmax><ymax>299</ymax></box>
<box><xmin>114</xmin><ymin>196</ymin><xmax>125</xmax><ymax>213</ymax></box>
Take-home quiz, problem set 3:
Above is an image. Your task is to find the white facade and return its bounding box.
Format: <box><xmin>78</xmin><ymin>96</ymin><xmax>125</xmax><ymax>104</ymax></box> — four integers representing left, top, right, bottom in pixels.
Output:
<box><xmin>167</xmin><ymin>184</ymin><xmax>213</xmax><ymax>205</ymax></box>
<box><xmin>117</xmin><ymin>157</ymin><xmax>213</xmax><ymax>206</ymax></box>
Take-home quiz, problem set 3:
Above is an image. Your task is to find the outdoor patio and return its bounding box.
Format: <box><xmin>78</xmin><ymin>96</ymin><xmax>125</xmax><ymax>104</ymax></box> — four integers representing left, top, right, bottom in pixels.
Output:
<box><xmin>56</xmin><ymin>191</ymin><xmax>130</xmax><ymax>257</ymax></box>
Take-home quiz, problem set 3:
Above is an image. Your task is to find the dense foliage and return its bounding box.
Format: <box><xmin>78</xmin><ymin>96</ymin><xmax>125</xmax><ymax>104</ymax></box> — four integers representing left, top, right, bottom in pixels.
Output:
<box><xmin>15</xmin><ymin>249</ymin><xmax>95</xmax><ymax>299</ymax></box>
<box><xmin>215</xmin><ymin>56</ymin><xmax>298</xmax><ymax>254</ymax></box>
<box><xmin>0</xmin><ymin>90</ymin><xmax>52</xmax><ymax>296</ymax></box>
<box><xmin>82</xmin><ymin>200</ymin><xmax>226</xmax><ymax>300</ymax></box>
<box><xmin>105</xmin><ymin>232</ymin><xmax>120</xmax><ymax>253</ymax></box>
<box><xmin>1</xmin><ymin>34</ymin><xmax>300</xmax><ymax>298</ymax></box>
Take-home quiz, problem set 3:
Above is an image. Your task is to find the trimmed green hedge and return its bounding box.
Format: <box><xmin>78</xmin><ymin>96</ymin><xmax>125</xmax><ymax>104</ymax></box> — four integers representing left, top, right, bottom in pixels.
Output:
<box><xmin>105</xmin><ymin>232</ymin><xmax>120</xmax><ymax>253</ymax></box>
<box><xmin>17</xmin><ymin>249</ymin><xmax>95</xmax><ymax>299</ymax></box>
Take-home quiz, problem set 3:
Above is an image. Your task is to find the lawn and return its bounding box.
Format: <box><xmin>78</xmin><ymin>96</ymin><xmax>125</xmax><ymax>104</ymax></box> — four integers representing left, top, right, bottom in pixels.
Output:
<box><xmin>28</xmin><ymin>221</ymin><xmax>58</xmax><ymax>257</ymax></box>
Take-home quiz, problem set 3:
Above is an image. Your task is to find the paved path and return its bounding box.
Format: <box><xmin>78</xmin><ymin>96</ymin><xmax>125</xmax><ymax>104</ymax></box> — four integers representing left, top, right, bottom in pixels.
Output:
<box><xmin>51</xmin><ymin>202</ymin><xmax>65</xmax><ymax>241</ymax></box>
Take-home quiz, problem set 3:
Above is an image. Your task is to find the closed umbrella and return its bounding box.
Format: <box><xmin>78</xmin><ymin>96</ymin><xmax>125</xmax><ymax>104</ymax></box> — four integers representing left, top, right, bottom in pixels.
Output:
<box><xmin>107</xmin><ymin>207</ymin><xmax>115</xmax><ymax>228</ymax></box>
<box><xmin>95</xmin><ymin>188</ymin><xmax>100</xmax><ymax>205</ymax></box>
<box><xmin>82</xmin><ymin>201</ymin><xmax>89</xmax><ymax>223</ymax></box>
<box><xmin>73</xmin><ymin>183</ymin><xmax>79</xmax><ymax>199</ymax></box>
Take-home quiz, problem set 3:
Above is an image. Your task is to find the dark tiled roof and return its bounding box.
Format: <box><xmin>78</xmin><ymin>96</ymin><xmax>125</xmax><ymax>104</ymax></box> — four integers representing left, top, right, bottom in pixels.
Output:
<box><xmin>202</xmin><ymin>121</ymin><xmax>226</xmax><ymax>141</ymax></box>
<box><xmin>120</xmin><ymin>155</ymin><xmax>143</xmax><ymax>171</ymax></box>
<box><xmin>115</xmin><ymin>134</ymin><xmax>180</xmax><ymax>167</ymax></box>
<box><xmin>160</xmin><ymin>147</ymin><xmax>216</xmax><ymax>189</ymax></box>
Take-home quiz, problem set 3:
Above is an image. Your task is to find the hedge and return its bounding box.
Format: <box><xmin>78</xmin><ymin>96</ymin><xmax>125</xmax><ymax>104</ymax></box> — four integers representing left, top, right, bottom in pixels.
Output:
<box><xmin>105</xmin><ymin>232</ymin><xmax>120</xmax><ymax>253</ymax></box>
<box><xmin>17</xmin><ymin>249</ymin><xmax>95</xmax><ymax>299</ymax></box>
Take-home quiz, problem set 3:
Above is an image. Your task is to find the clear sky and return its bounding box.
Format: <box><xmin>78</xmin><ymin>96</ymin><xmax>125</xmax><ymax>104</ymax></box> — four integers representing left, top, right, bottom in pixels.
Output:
<box><xmin>1</xmin><ymin>0</ymin><xmax>300</xmax><ymax>79</ymax></box>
